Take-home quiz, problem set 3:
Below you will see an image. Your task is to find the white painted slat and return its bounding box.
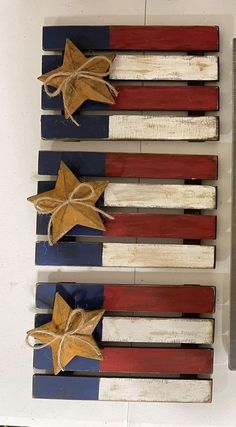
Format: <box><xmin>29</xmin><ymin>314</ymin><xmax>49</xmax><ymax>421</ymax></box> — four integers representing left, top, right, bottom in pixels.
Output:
<box><xmin>99</xmin><ymin>378</ymin><xmax>212</xmax><ymax>403</ymax></box>
<box><xmin>110</xmin><ymin>55</ymin><xmax>218</xmax><ymax>81</ymax></box>
<box><xmin>102</xmin><ymin>317</ymin><xmax>214</xmax><ymax>344</ymax></box>
<box><xmin>102</xmin><ymin>243</ymin><xmax>215</xmax><ymax>269</ymax></box>
<box><xmin>104</xmin><ymin>183</ymin><xmax>216</xmax><ymax>209</ymax></box>
<box><xmin>108</xmin><ymin>116</ymin><xmax>218</xmax><ymax>141</ymax></box>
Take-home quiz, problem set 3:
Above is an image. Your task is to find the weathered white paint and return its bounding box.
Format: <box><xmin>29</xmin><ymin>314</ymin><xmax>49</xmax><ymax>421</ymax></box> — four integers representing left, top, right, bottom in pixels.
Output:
<box><xmin>104</xmin><ymin>183</ymin><xmax>216</xmax><ymax>209</ymax></box>
<box><xmin>108</xmin><ymin>115</ymin><xmax>218</xmax><ymax>141</ymax></box>
<box><xmin>102</xmin><ymin>243</ymin><xmax>215</xmax><ymax>269</ymax></box>
<box><xmin>102</xmin><ymin>317</ymin><xmax>214</xmax><ymax>344</ymax></box>
<box><xmin>110</xmin><ymin>55</ymin><xmax>218</xmax><ymax>81</ymax></box>
<box><xmin>99</xmin><ymin>378</ymin><xmax>212</xmax><ymax>403</ymax></box>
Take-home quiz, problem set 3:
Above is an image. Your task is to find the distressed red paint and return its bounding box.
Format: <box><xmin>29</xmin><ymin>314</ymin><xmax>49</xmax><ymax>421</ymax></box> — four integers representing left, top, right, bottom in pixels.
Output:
<box><xmin>103</xmin><ymin>213</ymin><xmax>216</xmax><ymax>240</ymax></box>
<box><xmin>111</xmin><ymin>86</ymin><xmax>219</xmax><ymax>111</ymax></box>
<box><xmin>103</xmin><ymin>285</ymin><xmax>215</xmax><ymax>313</ymax></box>
<box><xmin>100</xmin><ymin>347</ymin><xmax>213</xmax><ymax>374</ymax></box>
<box><xmin>110</xmin><ymin>25</ymin><xmax>219</xmax><ymax>51</ymax></box>
<box><xmin>105</xmin><ymin>153</ymin><xmax>218</xmax><ymax>180</ymax></box>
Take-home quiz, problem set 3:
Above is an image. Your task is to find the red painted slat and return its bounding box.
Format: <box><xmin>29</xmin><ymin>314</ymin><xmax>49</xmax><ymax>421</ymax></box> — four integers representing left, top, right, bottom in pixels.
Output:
<box><xmin>100</xmin><ymin>348</ymin><xmax>213</xmax><ymax>374</ymax></box>
<box><xmin>104</xmin><ymin>213</ymin><xmax>216</xmax><ymax>240</ymax></box>
<box><xmin>110</xmin><ymin>26</ymin><xmax>219</xmax><ymax>51</ymax></box>
<box><xmin>112</xmin><ymin>86</ymin><xmax>219</xmax><ymax>111</ymax></box>
<box><xmin>103</xmin><ymin>285</ymin><xmax>215</xmax><ymax>313</ymax></box>
<box><xmin>105</xmin><ymin>153</ymin><xmax>218</xmax><ymax>180</ymax></box>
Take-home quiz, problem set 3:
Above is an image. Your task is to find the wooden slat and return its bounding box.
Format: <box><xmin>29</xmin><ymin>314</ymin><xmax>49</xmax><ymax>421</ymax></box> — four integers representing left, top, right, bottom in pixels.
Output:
<box><xmin>100</xmin><ymin>348</ymin><xmax>213</xmax><ymax>374</ymax></box>
<box><xmin>43</xmin><ymin>25</ymin><xmax>219</xmax><ymax>51</ymax></box>
<box><xmin>104</xmin><ymin>183</ymin><xmax>216</xmax><ymax>209</ymax></box>
<box><xmin>41</xmin><ymin>115</ymin><xmax>219</xmax><ymax>141</ymax></box>
<box><xmin>102</xmin><ymin>243</ymin><xmax>215</xmax><ymax>269</ymax></box>
<box><xmin>37</xmin><ymin>181</ymin><xmax>216</xmax><ymax>210</ymax></box>
<box><xmin>36</xmin><ymin>283</ymin><xmax>104</xmax><ymax>310</ymax></box>
<box><xmin>37</xmin><ymin>213</ymin><xmax>217</xmax><ymax>240</ymax></box>
<box><xmin>36</xmin><ymin>242</ymin><xmax>102</xmax><ymax>266</ymax></box>
<box><xmin>102</xmin><ymin>317</ymin><xmax>214</xmax><ymax>344</ymax></box>
<box><xmin>111</xmin><ymin>55</ymin><xmax>218</xmax><ymax>81</ymax></box>
<box><xmin>103</xmin><ymin>285</ymin><xmax>215</xmax><ymax>314</ymax></box>
<box><xmin>38</xmin><ymin>151</ymin><xmax>218</xmax><ymax>180</ymax></box>
<box><xmin>34</xmin><ymin>347</ymin><xmax>213</xmax><ymax>374</ymax></box>
<box><xmin>108</xmin><ymin>116</ymin><xmax>218</xmax><ymax>141</ymax></box>
<box><xmin>103</xmin><ymin>214</ymin><xmax>216</xmax><ymax>239</ymax></box>
<box><xmin>35</xmin><ymin>242</ymin><xmax>215</xmax><ymax>268</ymax></box>
<box><xmin>42</xmin><ymin>85</ymin><xmax>219</xmax><ymax>111</ymax></box>
<box><xmin>98</xmin><ymin>378</ymin><xmax>212</xmax><ymax>402</ymax></box>
<box><xmin>33</xmin><ymin>376</ymin><xmax>212</xmax><ymax>402</ymax></box>
<box><xmin>35</xmin><ymin>284</ymin><xmax>216</xmax><ymax>313</ymax></box>
<box><xmin>42</xmin><ymin>54</ymin><xmax>218</xmax><ymax>81</ymax></box>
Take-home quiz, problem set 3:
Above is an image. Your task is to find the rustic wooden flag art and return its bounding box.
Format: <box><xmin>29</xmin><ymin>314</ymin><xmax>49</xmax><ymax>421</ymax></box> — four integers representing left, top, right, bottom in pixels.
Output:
<box><xmin>28</xmin><ymin>25</ymin><xmax>219</xmax><ymax>403</ymax></box>
<box><xmin>35</xmin><ymin>151</ymin><xmax>217</xmax><ymax>268</ymax></box>
<box><xmin>32</xmin><ymin>283</ymin><xmax>215</xmax><ymax>402</ymax></box>
<box><xmin>41</xmin><ymin>25</ymin><xmax>219</xmax><ymax>141</ymax></box>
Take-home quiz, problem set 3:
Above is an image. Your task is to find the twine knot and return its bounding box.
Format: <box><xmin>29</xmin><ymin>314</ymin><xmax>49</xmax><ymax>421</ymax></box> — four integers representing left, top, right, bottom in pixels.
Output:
<box><xmin>26</xmin><ymin>306</ymin><xmax>102</xmax><ymax>372</ymax></box>
<box><xmin>34</xmin><ymin>182</ymin><xmax>114</xmax><ymax>245</ymax></box>
<box><xmin>44</xmin><ymin>55</ymin><xmax>118</xmax><ymax>126</ymax></box>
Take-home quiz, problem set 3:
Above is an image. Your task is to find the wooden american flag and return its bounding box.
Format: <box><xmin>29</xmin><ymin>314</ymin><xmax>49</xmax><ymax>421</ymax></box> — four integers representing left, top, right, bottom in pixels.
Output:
<box><xmin>32</xmin><ymin>25</ymin><xmax>218</xmax><ymax>402</ymax></box>
<box><xmin>33</xmin><ymin>283</ymin><xmax>215</xmax><ymax>402</ymax></box>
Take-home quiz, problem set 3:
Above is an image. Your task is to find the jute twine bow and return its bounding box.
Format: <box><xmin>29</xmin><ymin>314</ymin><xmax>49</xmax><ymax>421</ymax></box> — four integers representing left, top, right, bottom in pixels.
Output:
<box><xmin>34</xmin><ymin>182</ymin><xmax>114</xmax><ymax>245</ymax></box>
<box><xmin>26</xmin><ymin>307</ymin><xmax>102</xmax><ymax>372</ymax></box>
<box><xmin>44</xmin><ymin>55</ymin><xmax>118</xmax><ymax>126</ymax></box>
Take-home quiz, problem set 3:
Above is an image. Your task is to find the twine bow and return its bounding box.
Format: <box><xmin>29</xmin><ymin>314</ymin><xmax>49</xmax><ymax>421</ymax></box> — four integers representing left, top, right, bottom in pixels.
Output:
<box><xmin>34</xmin><ymin>182</ymin><xmax>114</xmax><ymax>245</ymax></box>
<box><xmin>26</xmin><ymin>307</ymin><xmax>102</xmax><ymax>372</ymax></box>
<box><xmin>44</xmin><ymin>55</ymin><xmax>118</xmax><ymax>126</ymax></box>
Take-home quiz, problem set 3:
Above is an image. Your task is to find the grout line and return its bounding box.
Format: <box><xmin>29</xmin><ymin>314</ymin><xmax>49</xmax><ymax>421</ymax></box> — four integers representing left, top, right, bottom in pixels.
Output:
<box><xmin>144</xmin><ymin>0</ymin><xmax>147</xmax><ymax>25</ymax></box>
<box><xmin>127</xmin><ymin>400</ymin><xmax>130</xmax><ymax>427</ymax></box>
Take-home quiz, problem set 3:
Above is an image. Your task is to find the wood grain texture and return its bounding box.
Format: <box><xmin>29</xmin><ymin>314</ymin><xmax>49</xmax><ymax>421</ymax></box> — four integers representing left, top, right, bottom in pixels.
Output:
<box><xmin>33</xmin><ymin>376</ymin><xmax>212</xmax><ymax>402</ymax></box>
<box><xmin>104</xmin><ymin>183</ymin><xmax>216</xmax><ymax>209</ymax></box>
<box><xmin>35</xmin><ymin>242</ymin><xmax>103</xmax><ymax>266</ymax></box>
<box><xmin>35</xmin><ymin>283</ymin><xmax>216</xmax><ymax>314</ymax></box>
<box><xmin>43</xmin><ymin>25</ymin><xmax>219</xmax><ymax>51</ymax></box>
<box><xmin>110</xmin><ymin>55</ymin><xmax>218</xmax><ymax>81</ymax></box>
<box><xmin>100</xmin><ymin>348</ymin><xmax>213</xmax><ymax>374</ymax></box>
<box><xmin>41</xmin><ymin>115</ymin><xmax>219</xmax><ymax>141</ymax></box>
<box><xmin>103</xmin><ymin>213</ymin><xmax>216</xmax><ymax>239</ymax></box>
<box><xmin>33</xmin><ymin>375</ymin><xmax>100</xmax><ymax>400</ymax></box>
<box><xmin>110</xmin><ymin>25</ymin><xmax>219</xmax><ymax>51</ymax></box>
<box><xmin>42</xmin><ymin>85</ymin><xmax>219</xmax><ymax>111</ymax></box>
<box><xmin>38</xmin><ymin>151</ymin><xmax>218</xmax><ymax>180</ymax></box>
<box><xmin>103</xmin><ymin>285</ymin><xmax>216</xmax><ymax>314</ymax></box>
<box><xmin>42</xmin><ymin>53</ymin><xmax>218</xmax><ymax>81</ymax></box>
<box><xmin>36</xmin><ymin>242</ymin><xmax>215</xmax><ymax>268</ymax></box>
<box><xmin>34</xmin><ymin>346</ymin><xmax>213</xmax><ymax>374</ymax></box>
<box><xmin>102</xmin><ymin>243</ymin><xmax>215</xmax><ymax>269</ymax></box>
<box><xmin>108</xmin><ymin>116</ymin><xmax>218</xmax><ymax>141</ymax></box>
<box><xmin>37</xmin><ymin>212</ymin><xmax>216</xmax><ymax>239</ymax></box>
<box><xmin>98</xmin><ymin>378</ymin><xmax>212</xmax><ymax>402</ymax></box>
<box><xmin>105</xmin><ymin>153</ymin><xmax>218</xmax><ymax>179</ymax></box>
<box><xmin>102</xmin><ymin>317</ymin><xmax>214</xmax><ymax>344</ymax></box>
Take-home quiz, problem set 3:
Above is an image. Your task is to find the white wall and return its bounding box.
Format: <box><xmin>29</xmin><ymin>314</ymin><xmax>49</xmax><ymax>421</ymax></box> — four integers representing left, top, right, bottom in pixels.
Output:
<box><xmin>0</xmin><ymin>1</ymin><xmax>235</xmax><ymax>426</ymax></box>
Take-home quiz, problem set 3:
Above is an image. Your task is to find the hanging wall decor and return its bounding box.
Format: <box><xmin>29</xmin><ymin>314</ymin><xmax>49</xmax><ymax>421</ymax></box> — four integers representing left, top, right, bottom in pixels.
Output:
<box><xmin>41</xmin><ymin>25</ymin><xmax>219</xmax><ymax>141</ymax></box>
<box><xmin>28</xmin><ymin>24</ymin><xmax>220</xmax><ymax>403</ymax></box>
<box><xmin>34</xmin><ymin>151</ymin><xmax>217</xmax><ymax>268</ymax></box>
<box><xmin>32</xmin><ymin>283</ymin><xmax>215</xmax><ymax>402</ymax></box>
